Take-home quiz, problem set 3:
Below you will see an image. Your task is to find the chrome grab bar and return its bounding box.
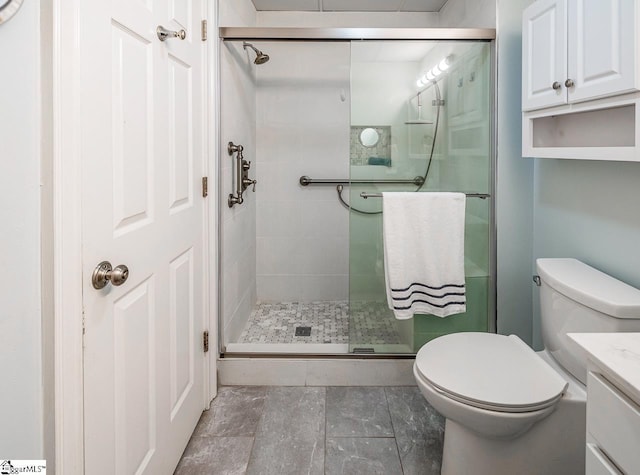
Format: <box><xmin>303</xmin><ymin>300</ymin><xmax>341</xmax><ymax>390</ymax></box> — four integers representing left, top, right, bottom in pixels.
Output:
<box><xmin>299</xmin><ymin>175</ymin><xmax>424</xmax><ymax>186</ymax></box>
<box><xmin>228</xmin><ymin>142</ymin><xmax>257</xmax><ymax>207</ymax></box>
<box><xmin>360</xmin><ymin>192</ymin><xmax>490</xmax><ymax>199</ymax></box>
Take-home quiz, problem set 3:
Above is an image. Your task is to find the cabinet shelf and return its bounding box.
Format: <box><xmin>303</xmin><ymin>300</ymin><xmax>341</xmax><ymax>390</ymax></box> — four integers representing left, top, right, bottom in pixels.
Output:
<box><xmin>522</xmin><ymin>93</ymin><xmax>640</xmax><ymax>161</ymax></box>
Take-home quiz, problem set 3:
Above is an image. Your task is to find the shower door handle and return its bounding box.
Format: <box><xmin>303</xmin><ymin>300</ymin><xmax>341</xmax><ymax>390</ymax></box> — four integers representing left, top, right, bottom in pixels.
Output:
<box><xmin>243</xmin><ymin>178</ymin><xmax>257</xmax><ymax>192</ymax></box>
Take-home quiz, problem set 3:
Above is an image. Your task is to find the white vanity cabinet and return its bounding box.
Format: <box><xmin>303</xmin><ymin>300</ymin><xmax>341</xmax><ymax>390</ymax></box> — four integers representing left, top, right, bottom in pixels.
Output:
<box><xmin>586</xmin><ymin>371</ymin><xmax>640</xmax><ymax>474</ymax></box>
<box><xmin>522</xmin><ymin>0</ymin><xmax>640</xmax><ymax>160</ymax></box>
<box><xmin>569</xmin><ymin>333</ymin><xmax>640</xmax><ymax>475</ymax></box>
<box><xmin>523</xmin><ymin>0</ymin><xmax>637</xmax><ymax>112</ymax></box>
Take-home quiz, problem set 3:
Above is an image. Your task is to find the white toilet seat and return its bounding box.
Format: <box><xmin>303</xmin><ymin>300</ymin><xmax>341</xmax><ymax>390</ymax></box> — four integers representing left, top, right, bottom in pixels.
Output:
<box><xmin>426</xmin><ymin>377</ymin><xmax>563</xmax><ymax>413</ymax></box>
<box><xmin>415</xmin><ymin>332</ymin><xmax>568</xmax><ymax>413</ymax></box>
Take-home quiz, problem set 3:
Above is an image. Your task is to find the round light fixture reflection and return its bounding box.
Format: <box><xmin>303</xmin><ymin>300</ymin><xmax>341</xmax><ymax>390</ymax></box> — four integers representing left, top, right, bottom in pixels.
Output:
<box><xmin>439</xmin><ymin>57</ymin><xmax>451</xmax><ymax>71</ymax></box>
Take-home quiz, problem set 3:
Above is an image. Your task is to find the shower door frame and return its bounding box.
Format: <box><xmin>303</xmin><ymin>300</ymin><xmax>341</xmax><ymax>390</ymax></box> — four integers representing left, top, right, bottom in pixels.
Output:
<box><xmin>217</xmin><ymin>27</ymin><xmax>497</xmax><ymax>358</ymax></box>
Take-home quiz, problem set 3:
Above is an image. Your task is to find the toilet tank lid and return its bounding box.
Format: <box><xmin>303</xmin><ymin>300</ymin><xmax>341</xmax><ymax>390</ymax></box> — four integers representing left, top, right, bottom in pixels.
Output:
<box><xmin>537</xmin><ymin>258</ymin><xmax>640</xmax><ymax>319</ymax></box>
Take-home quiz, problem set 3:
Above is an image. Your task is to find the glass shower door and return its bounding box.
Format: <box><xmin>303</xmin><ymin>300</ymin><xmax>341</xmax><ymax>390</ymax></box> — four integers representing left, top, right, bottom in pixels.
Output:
<box><xmin>348</xmin><ymin>41</ymin><xmax>493</xmax><ymax>354</ymax></box>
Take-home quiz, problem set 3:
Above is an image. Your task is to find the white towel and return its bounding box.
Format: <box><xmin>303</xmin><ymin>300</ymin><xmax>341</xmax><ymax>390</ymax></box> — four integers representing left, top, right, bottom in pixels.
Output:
<box><xmin>382</xmin><ymin>192</ymin><xmax>466</xmax><ymax>319</ymax></box>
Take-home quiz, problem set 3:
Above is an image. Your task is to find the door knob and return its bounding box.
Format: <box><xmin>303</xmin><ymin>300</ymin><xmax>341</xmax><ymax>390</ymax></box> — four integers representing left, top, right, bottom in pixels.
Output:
<box><xmin>564</xmin><ymin>78</ymin><xmax>575</xmax><ymax>88</ymax></box>
<box><xmin>552</xmin><ymin>81</ymin><xmax>562</xmax><ymax>90</ymax></box>
<box><xmin>92</xmin><ymin>261</ymin><xmax>130</xmax><ymax>289</ymax></box>
<box><xmin>156</xmin><ymin>25</ymin><xmax>186</xmax><ymax>42</ymax></box>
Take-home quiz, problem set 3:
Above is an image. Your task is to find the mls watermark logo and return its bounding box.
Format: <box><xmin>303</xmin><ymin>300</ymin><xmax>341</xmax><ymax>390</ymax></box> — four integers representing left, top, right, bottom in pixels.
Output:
<box><xmin>0</xmin><ymin>460</ymin><xmax>46</xmax><ymax>474</ymax></box>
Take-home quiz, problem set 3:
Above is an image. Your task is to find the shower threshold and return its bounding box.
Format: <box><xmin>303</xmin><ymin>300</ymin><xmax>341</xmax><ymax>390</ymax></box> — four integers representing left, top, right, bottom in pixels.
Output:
<box><xmin>223</xmin><ymin>342</ymin><xmax>414</xmax><ymax>355</ymax></box>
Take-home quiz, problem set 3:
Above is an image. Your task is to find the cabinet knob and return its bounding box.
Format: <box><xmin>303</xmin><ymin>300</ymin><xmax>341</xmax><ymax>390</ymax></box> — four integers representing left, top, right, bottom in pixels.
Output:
<box><xmin>552</xmin><ymin>81</ymin><xmax>562</xmax><ymax>90</ymax></box>
<box><xmin>565</xmin><ymin>78</ymin><xmax>575</xmax><ymax>88</ymax></box>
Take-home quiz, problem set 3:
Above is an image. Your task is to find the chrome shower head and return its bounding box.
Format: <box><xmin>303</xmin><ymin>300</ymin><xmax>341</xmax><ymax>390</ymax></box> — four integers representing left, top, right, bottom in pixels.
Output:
<box><xmin>243</xmin><ymin>42</ymin><xmax>270</xmax><ymax>65</ymax></box>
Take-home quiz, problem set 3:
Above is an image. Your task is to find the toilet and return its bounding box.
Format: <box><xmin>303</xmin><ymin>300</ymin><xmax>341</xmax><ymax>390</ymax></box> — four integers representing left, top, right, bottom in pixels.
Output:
<box><xmin>414</xmin><ymin>258</ymin><xmax>640</xmax><ymax>475</ymax></box>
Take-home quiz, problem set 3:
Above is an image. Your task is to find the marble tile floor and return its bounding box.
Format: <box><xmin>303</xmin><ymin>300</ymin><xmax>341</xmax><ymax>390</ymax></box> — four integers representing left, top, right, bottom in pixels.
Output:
<box><xmin>237</xmin><ymin>300</ymin><xmax>402</xmax><ymax>345</ymax></box>
<box><xmin>175</xmin><ymin>385</ymin><xmax>444</xmax><ymax>475</ymax></box>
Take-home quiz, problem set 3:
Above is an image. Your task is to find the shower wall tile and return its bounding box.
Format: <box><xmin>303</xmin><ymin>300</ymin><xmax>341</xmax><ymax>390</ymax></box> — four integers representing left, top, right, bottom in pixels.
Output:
<box><xmin>257</xmin><ymin>275</ymin><xmax>349</xmax><ymax>301</ymax></box>
<box><xmin>224</xmin><ymin>279</ymin><xmax>257</xmax><ymax>344</ymax></box>
<box><xmin>256</xmin><ymin>200</ymin><xmax>302</xmax><ymax>238</ymax></box>
<box><xmin>256</xmin><ymin>41</ymin><xmax>351</xmax><ymax>302</ymax></box>
<box><xmin>220</xmin><ymin>37</ymin><xmax>258</xmax><ymax>346</ymax></box>
<box><xmin>299</xmin><ymin>275</ymin><xmax>349</xmax><ymax>301</ymax></box>
<box><xmin>298</xmin><ymin>237</ymin><xmax>349</xmax><ymax>275</ymax></box>
<box><xmin>257</xmin><ymin>275</ymin><xmax>304</xmax><ymax>302</ymax></box>
<box><xmin>256</xmin><ymin>237</ymin><xmax>301</xmax><ymax>275</ymax></box>
<box><xmin>300</xmin><ymin>200</ymin><xmax>350</xmax><ymax>238</ymax></box>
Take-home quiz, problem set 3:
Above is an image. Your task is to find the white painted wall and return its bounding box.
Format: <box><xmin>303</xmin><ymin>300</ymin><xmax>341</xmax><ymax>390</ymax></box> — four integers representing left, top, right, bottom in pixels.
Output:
<box><xmin>255</xmin><ymin>41</ymin><xmax>350</xmax><ymax>301</ymax></box>
<box><xmin>39</xmin><ymin>0</ymin><xmax>55</xmax><ymax>466</ymax></box>
<box><xmin>219</xmin><ymin>0</ymin><xmax>258</xmax><ymax>345</ymax></box>
<box><xmin>439</xmin><ymin>0</ymin><xmax>496</xmax><ymax>28</ymax></box>
<box><xmin>532</xmin><ymin>160</ymin><xmax>640</xmax><ymax>348</ymax></box>
<box><xmin>495</xmin><ymin>0</ymin><xmax>534</xmax><ymax>344</ymax></box>
<box><xmin>0</xmin><ymin>0</ymin><xmax>45</xmax><ymax>458</ymax></box>
<box><xmin>220</xmin><ymin>0</ymin><xmax>257</xmax><ymax>26</ymax></box>
<box><xmin>257</xmin><ymin>11</ymin><xmax>439</xmax><ymax>27</ymax></box>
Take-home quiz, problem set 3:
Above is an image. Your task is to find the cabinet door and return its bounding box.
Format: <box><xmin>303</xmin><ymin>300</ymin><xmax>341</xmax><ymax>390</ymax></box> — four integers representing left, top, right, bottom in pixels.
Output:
<box><xmin>522</xmin><ymin>0</ymin><xmax>568</xmax><ymax>111</ymax></box>
<box><xmin>568</xmin><ymin>0</ymin><xmax>637</xmax><ymax>103</ymax></box>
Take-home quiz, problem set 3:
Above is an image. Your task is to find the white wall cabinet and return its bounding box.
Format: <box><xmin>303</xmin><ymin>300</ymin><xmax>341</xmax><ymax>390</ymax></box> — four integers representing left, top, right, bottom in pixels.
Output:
<box><xmin>522</xmin><ymin>0</ymin><xmax>640</xmax><ymax>161</ymax></box>
<box><xmin>523</xmin><ymin>0</ymin><xmax>637</xmax><ymax>112</ymax></box>
<box><xmin>522</xmin><ymin>0</ymin><xmax>567</xmax><ymax>111</ymax></box>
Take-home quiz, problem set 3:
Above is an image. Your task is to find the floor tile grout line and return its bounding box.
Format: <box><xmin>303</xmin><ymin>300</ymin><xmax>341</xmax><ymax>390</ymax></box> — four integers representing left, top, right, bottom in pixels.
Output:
<box><xmin>385</xmin><ymin>387</ymin><xmax>407</xmax><ymax>475</ymax></box>
<box><xmin>244</xmin><ymin>387</ymin><xmax>269</xmax><ymax>474</ymax></box>
<box><xmin>324</xmin><ymin>386</ymin><xmax>328</xmax><ymax>475</ymax></box>
<box><xmin>326</xmin><ymin>436</ymin><xmax>398</xmax><ymax>439</ymax></box>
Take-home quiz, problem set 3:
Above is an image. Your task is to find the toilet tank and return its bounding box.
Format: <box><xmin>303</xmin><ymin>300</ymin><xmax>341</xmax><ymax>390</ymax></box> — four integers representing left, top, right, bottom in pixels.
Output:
<box><xmin>537</xmin><ymin>258</ymin><xmax>640</xmax><ymax>385</ymax></box>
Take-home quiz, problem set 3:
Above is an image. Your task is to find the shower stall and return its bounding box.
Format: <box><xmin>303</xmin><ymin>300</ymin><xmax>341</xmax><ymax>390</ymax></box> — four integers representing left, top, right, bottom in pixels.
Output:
<box><xmin>218</xmin><ymin>28</ymin><xmax>495</xmax><ymax>356</ymax></box>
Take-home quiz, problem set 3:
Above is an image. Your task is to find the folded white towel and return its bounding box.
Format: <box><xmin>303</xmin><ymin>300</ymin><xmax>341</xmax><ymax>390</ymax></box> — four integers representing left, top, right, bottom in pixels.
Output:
<box><xmin>382</xmin><ymin>192</ymin><xmax>466</xmax><ymax>319</ymax></box>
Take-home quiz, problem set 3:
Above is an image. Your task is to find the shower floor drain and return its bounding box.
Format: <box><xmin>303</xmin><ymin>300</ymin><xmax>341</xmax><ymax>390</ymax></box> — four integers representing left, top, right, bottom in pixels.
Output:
<box><xmin>295</xmin><ymin>326</ymin><xmax>312</xmax><ymax>336</ymax></box>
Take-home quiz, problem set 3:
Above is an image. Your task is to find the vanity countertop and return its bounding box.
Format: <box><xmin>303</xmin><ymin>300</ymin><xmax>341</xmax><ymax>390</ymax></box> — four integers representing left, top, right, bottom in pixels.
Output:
<box><xmin>569</xmin><ymin>333</ymin><xmax>640</xmax><ymax>405</ymax></box>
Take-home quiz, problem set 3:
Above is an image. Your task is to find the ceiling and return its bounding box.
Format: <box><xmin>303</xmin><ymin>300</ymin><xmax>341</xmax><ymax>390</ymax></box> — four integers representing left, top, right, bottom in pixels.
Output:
<box><xmin>251</xmin><ymin>0</ymin><xmax>449</xmax><ymax>12</ymax></box>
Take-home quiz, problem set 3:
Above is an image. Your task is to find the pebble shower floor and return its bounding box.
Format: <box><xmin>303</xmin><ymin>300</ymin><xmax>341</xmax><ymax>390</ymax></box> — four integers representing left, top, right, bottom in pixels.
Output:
<box><xmin>237</xmin><ymin>300</ymin><xmax>402</xmax><ymax>345</ymax></box>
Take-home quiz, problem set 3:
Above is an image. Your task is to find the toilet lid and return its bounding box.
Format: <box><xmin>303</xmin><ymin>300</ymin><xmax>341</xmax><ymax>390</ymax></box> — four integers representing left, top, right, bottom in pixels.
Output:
<box><xmin>415</xmin><ymin>333</ymin><xmax>568</xmax><ymax>413</ymax></box>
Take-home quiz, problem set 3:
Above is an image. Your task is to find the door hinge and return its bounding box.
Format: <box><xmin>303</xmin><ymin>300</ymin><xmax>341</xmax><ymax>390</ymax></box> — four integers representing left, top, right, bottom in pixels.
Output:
<box><xmin>203</xmin><ymin>330</ymin><xmax>209</xmax><ymax>353</ymax></box>
<box><xmin>201</xmin><ymin>19</ymin><xmax>207</xmax><ymax>41</ymax></box>
<box><xmin>202</xmin><ymin>176</ymin><xmax>208</xmax><ymax>197</ymax></box>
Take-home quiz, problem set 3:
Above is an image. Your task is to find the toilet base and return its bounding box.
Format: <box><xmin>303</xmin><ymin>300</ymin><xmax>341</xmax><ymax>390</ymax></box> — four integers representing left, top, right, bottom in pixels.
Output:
<box><xmin>441</xmin><ymin>392</ymin><xmax>586</xmax><ymax>475</ymax></box>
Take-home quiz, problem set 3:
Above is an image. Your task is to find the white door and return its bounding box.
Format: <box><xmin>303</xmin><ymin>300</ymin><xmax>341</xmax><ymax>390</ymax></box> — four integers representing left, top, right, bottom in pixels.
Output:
<box><xmin>80</xmin><ymin>1</ymin><xmax>207</xmax><ymax>474</ymax></box>
<box><xmin>568</xmin><ymin>0</ymin><xmax>637</xmax><ymax>103</ymax></box>
<box><xmin>522</xmin><ymin>0</ymin><xmax>568</xmax><ymax>111</ymax></box>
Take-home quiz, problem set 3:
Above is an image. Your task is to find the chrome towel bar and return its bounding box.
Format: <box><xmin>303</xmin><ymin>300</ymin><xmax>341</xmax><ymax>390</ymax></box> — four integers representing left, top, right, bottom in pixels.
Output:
<box><xmin>299</xmin><ymin>175</ymin><xmax>425</xmax><ymax>186</ymax></box>
<box><xmin>360</xmin><ymin>192</ymin><xmax>491</xmax><ymax>199</ymax></box>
